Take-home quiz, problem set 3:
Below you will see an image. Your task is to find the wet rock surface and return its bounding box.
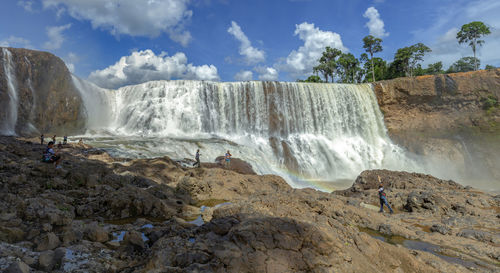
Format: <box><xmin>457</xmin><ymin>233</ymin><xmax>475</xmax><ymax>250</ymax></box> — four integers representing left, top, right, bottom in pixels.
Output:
<box><xmin>0</xmin><ymin>136</ymin><xmax>499</xmax><ymax>272</ymax></box>
<box><xmin>0</xmin><ymin>47</ymin><xmax>85</xmax><ymax>135</ymax></box>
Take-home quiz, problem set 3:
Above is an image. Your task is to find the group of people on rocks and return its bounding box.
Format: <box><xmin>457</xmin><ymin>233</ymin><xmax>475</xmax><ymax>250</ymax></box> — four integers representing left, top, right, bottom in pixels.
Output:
<box><xmin>192</xmin><ymin>149</ymin><xmax>232</xmax><ymax>169</ymax></box>
<box><xmin>40</xmin><ymin>134</ymin><xmax>85</xmax><ymax>170</ymax></box>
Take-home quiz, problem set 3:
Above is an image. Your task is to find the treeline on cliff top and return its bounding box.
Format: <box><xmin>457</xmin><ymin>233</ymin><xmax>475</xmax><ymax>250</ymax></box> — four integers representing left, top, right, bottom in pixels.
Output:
<box><xmin>298</xmin><ymin>21</ymin><xmax>496</xmax><ymax>84</ymax></box>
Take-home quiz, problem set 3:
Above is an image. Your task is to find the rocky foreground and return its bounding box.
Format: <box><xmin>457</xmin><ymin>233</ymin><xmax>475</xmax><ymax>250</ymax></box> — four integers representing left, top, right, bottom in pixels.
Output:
<box><xmin>0</xmin><ymin>137</ymin><xmax>499</xmax><ymax>273</ymax></box>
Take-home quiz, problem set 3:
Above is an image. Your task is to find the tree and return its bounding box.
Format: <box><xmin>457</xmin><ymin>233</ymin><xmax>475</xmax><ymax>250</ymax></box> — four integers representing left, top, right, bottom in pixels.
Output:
<box><xmin>297</xmin><ymin>75</ymin><xmax>323</xmax><ymax>83</ymax></box>
<box><xmin>457</xmin><ymin>21</ymin><xmax>491</xmax><ymax>71</ymax></box>
<box><xmin>313</xmin><ymin>62</ymin><xmax>332</xmax><ymax>83</ymax></box>
<box><xmin>447</xmin><ymin>57</ymin><xmax>479</xmax><ymax>73</ymax></box>
<box><xmin>394</xmin><ymin>43</ymin><xmax>431</xmax><ymax>77</ymax></box>
<box><xmin>424</xmin><ymin>62</ymin><xmax>444</xmax><ymax>75</ymax></box>
<box><xmin>337</xmin><ymin>53</ymin><xmax>360</xmax><ymax>83</ymax></box>
<box><xmin>485</xmin><ymin>65</ymin><xmax>497</xmax><ymax>70</ymax></box>
<box><xmin>363</xmin><ymin>35</ymin><xmax>383</xmax><ymax>82</ymax></box>
<box><xmin>360</xmin><ymin>53</ymin><xmax>387</xmax><ymax>82</ymax></box>
<box><xmin>313</xmin><ymin>47</ymin><xmax>342</xmax><ymax>82</ymax></box>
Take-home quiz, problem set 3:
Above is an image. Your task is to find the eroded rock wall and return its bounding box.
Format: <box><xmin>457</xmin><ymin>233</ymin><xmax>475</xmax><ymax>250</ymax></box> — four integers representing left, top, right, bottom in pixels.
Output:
<box><xmin>0</xmin><ymin>47</ymin><xmax>85</xmax><ymax>136</ymax></box>
<box><xmin>373</xmin><ymin>69</ymin><xmax>500</xmax><ymax>135</ymax></box>
<box><xmin>373</xmin><ymin>70</ymin><xmax>500</xmax><ymax>183</ymax></box>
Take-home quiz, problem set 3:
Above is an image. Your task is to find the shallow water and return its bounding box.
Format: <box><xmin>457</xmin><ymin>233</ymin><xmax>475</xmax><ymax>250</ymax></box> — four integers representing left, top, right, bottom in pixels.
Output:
<box><xmin>358</xmin><ymin>227</ymin><xmax>483</xmax><ymax>269</ymax></box>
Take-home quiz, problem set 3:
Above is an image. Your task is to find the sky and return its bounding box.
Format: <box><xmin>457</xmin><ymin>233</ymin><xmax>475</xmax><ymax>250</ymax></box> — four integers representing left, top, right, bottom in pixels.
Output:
<box><xmin>0</xmin><ymin>0</ymin><xmax>499</xmax><ymax>89</ymax></box>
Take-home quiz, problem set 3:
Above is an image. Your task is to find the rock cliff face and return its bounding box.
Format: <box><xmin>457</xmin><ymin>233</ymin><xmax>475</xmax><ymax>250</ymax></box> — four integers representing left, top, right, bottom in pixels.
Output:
<box><xmin>0</xmin><ymin>47</ymin><xmax>85</xmax><ymax>136</ymax></box>
<box><xmin>373</xmin><ymin>70</ymin><xmax>500</xmax><ymax>183</ymax></box>
<box><xmin>373</xmin><ymin>69</ymin><xmax>500</xmax><ymax>135</ymax></box>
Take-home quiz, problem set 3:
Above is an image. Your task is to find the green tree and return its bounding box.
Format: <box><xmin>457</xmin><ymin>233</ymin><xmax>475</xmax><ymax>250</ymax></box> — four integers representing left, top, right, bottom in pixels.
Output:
<box><xmin>337</xmin><ymin>53</ymin><xmax>360</xmax><ymax>83</ymax></box>
<box><xmin>297</xmin><ymin>75</ymin><xmax>323</xmax><ymax>83</ymax></box>
<box><xmin>313</xmin><ymin>62</ymin><xmax>332</xmax><ymax>83</ymax></box>
<box><xmin>447</xmin><ymin>57</ymin><xmax>479</xmax><ymax>73</ymax></box>
<box><xmin>363</xmin><ymin>35</ymin><xmax>383</xmax><ymax>82</ymax></box>
<box><xmin>360</xmin><ymin>53</ymin><xmax>387</xmax><ymax>82</ymax></box>
<box><xmin>457</xmin><ymin>21</ymin><xmax>491</xmax><ymax>71</ymax></box>
<box><xmin>394</xmin><ymin>43</ymin><xmax>431</xmax><ymax>77</ymax></box>
<box><xmin>313</xmin><ymin>47</ymin><xmax>342</xmax><ymax>82</ymax></box>
<box><xmin>424</xmin><ymin>62</ymin><xmax>444</xmax><ymax>75</ymax></box>
<box><xmin>485</xmin><ymin>65</ymin><xmax>497</xmax><ymax>70</ymax></box>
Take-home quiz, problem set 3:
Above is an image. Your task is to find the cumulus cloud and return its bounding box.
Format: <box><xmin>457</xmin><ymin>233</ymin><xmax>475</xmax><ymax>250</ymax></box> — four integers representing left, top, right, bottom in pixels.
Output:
<box><xmin>42</xmin><ymin>0</ymin><xmax>193</xmax><ymax>46</ymax></box>
<box><xmin>88</xmin><ymin>49</ymin><xmax>219</xmax><ymax>89</ymax></box>
<box><xmin>43</xmin><ymin>24</ymin><xmax>71</xmax><ymax>50</ymax></box>
<box><xmin>227</xmin><ymin>21</ymin><xmax>265</xmax><ymax>65</ymax></box>
<box><xmin>363</xmin><ymin>7</ymin><xmax>389</xmax><ymax>38</ymax></box>
<box><xmin>414</xmin><ymin>0</ymin><xmax>500</xmax><ymax>68</ymax></box>
<box><xmin>255</xmin><ymin>66</ymin><xmax>278</xmax><ymax>81</ymax></box>
<box><xmin>18</xmin><ymin>0</ymin><xmax>35</xmax><ymax>12</ymax></box>
<box><xmin>281</xmin><ymin>22</ymin><xmax>346</xmax><ymax>79</ymax></box>
<box><xmin>0</xmin><ymin>36</ymin><xmax>34</xmax><ymax>49</ymax></box>
<box><xmin>234</xmin><ymin>70</ymin><xmax>253</xmax><ymax>81</ymax></box>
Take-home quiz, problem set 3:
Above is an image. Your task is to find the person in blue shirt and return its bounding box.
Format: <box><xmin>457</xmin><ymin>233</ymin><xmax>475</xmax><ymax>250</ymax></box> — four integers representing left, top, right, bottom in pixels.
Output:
<box><xmin>42</xmin><ymin>141</ymin><xmax>62</xmax><ymax>169</ymax></box>
<box><xmin>224</xmin><ymin>150</ymin><xmax>232</xmax><ymax>168</ymax></box>
<box><xmin>378</xmin><ymin>176</ymin><xmax>394</xmax><ymax>214</ymax></box>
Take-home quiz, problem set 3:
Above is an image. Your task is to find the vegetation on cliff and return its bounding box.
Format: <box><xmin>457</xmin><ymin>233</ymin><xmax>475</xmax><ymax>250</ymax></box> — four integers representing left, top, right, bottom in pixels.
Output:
<box><xmin>298</xmin><ymin>21</ymin><xmax>493</xmax><ymax>83</ymax></box>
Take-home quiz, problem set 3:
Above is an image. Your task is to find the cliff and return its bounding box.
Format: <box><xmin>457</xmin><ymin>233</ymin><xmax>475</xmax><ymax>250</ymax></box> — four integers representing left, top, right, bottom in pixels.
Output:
<box><xmin>0</xmin><ymin>47</ymin><xmax>85</xmax><ymax>136</ymax></box>
<box><xmin>373</xmin><ymin>69</ymin><xmax>500</xmax><ymax>183</ymax></box>
<box><xmin>373</xmin><ymin>69</ymin><xmax>500</xmax><ymax>135</ymax></box>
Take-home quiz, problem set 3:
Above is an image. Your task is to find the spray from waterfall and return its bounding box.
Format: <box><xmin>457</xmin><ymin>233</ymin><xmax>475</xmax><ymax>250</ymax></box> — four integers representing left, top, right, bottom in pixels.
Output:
<box><xmin>1</xmin><ymin>48</ymin><xmax>19</xmax><ymax>135</ymax></box>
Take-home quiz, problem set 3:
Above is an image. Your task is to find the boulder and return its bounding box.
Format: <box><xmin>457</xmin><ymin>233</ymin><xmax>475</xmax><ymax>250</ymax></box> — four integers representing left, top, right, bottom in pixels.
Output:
<box><xmin>5</xmin><ymin>261</ymin><xmax>30</xmax><ymax>273</ymax></box>
<box><xmin>38</xmin><ymin>250</ymin><xmax>55</xmax><ymax>271</ymax></box>
<box><xmin>430</xmin><ymin>224</ymin><xmax>451</xmax><ymax>235</ymax></box>
<box><xmin>85</xmin><ymin>222</ymin><xmax>109</xmax><ymax>242</ymax></box>
<box><xmin>124</xmin><ymin>230</ymin><xmax>146</xmax><ymax>250</ymax></box>
<box><xmin>35</xmin><ymin>232</ymin><xmax>60</xmax><ymax>251</ymax></box>
<box><xmin>457</xmin><ymin>229</ymin><xmax>499</xmax><ymax>244</ymax></box>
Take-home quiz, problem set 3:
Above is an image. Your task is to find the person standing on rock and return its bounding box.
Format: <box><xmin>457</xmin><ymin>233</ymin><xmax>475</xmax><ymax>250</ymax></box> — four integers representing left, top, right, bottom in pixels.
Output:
<box><xmin>224</xmin><ymin>150</ymin><xmax>232</xmax><ymax>168</ymax></box>
<box><xmin>378</xmin><ymin>176</ymin><xmax>394</xmax><ymax>214</ymax></box>
<box><xmin>52</xmin><ymin>135</ymin><xmax>57</xmax><ymax>143</ymax></box>
<box><xmin>43</xmin><ymin>141</ymin><xmax>62</xmax><ymax>169</ymax></box>
<box><xmin>63</xmin><ymin>135</ymin><xmax>68</xmax><ymax>145</ymax></box>
<box><xmin>40</xmin><ymin>134</ymin><xmax>44</xmax><ymax>145</ymax></box>
<box><xmin>193</xmin><ymin>149</ymin><xmax>201</xmax><ymax>168</ymax></box>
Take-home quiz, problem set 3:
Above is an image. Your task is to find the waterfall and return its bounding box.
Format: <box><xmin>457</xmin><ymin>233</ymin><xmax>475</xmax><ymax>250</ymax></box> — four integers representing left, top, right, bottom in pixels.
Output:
<box><xmin>74</xmin><ymin>79</ymin><xmax>418</xmax><ymax>188</ymax></box>
<box><xmin>1</xmin><ymin>48</ymin><xmax>19</xmax><ymax>135</ymax></box>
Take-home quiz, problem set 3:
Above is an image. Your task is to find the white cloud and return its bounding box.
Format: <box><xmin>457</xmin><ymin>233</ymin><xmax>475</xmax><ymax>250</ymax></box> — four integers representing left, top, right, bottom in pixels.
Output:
<box><xmin>0</xmin><ymin>36</ymin><xmax>34</xmax><ymax>49</ymax></box>
<box><xmin>413</xmin><ymin>0</ymin><xmax>500</xmax><ymax>68</ymax></box>
<box><xmin>227</xmin><ymin>21</ymin><xmax>265</xmax><ymax>65</ymax></box>
<box><xmin>88</xmin><ymin>49</ymin><xmax>219</xmax><ymax>89</ymax></box>
<box><xmin>42</xmin><ymin>0</ymin><xmax>193</xmax><ymax>46</ymax></box>
<box><xmin>281</xmin><ymin>22</ymin><xmax>347</xmax><ymax>79</ymax></box>
<box><xmin>43</xmin><ymin>24</ymin><xmax>71</xmax><ymax>50</ymax></box>
<box><xmin>234</xmin><ymin>70</ymin><xmax>253</xmax><ymax>81</ymax></box>
<box><xmin>363</xmin><ymin>7</ymin><xmax>389</xmax><ymax>38</ymax></box>
<box><xmin>18</xmin><ymin>1</ymin><xmax>35</xmax><ymax>12</ymax></box>
<box><xmin>255</xmin><ymin>66</ymin><xmax>278</xmax><ymax>81</ymax></box>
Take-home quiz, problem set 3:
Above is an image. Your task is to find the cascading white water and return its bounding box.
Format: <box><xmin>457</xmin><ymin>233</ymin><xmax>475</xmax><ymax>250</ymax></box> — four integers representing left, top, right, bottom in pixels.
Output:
<box><xmin>74</xmin><ymin>78</ymin><xmax>420</xmax><ymax>189</ymax></box>
<box><xmin>1</xmin><ymin>48</ymin><xmax>19</xmax><ymax>135</ymax></box>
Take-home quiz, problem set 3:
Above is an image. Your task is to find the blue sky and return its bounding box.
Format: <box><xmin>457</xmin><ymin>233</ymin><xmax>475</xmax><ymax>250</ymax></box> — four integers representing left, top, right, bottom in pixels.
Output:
<box><xmin>1</xmin><ymin>0</ymin><xmax>499</xmax><ymax>88</ymax></box>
